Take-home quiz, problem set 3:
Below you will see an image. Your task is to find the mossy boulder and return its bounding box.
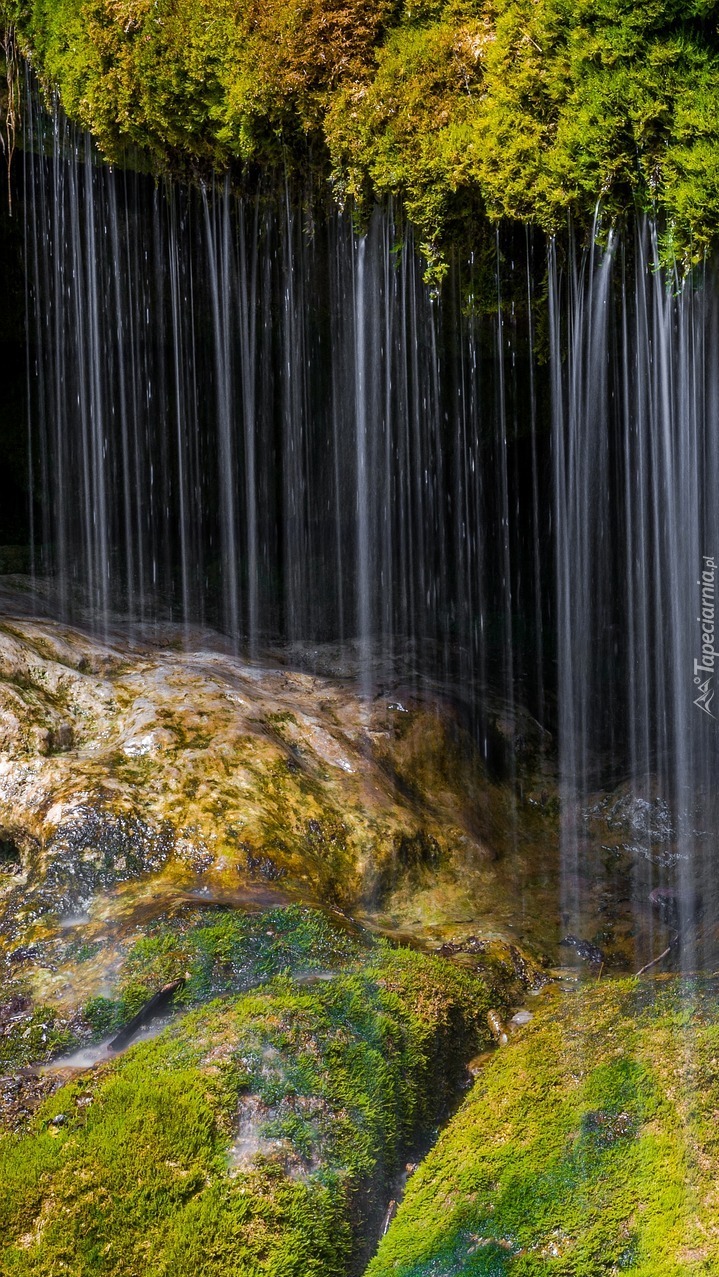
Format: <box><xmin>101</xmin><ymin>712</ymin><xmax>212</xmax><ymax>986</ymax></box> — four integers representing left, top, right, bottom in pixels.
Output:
<box><xmin>0</xmin><ymin>944</ymin><xmax>495</xmax><ymax>1275</ymax></box>
<box><xmin>0</xmin><ymin>904</ymin><xmax>365</xmax><ymax>1075</ymax></box>
<box><xmin>82</xmin><ymin>903</ymin><xmax>365</xmax><ymax>1033</ymax></box>
<box><xmin>368</xmin><ymin>975</ymin><xmax>719</xmax><ymax>1276</ymax></box>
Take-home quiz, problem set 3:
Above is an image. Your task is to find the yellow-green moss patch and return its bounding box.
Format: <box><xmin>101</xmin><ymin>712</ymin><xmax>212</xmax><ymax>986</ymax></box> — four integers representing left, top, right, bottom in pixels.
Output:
<box><xmin>0</xmin><ymin>946</ymin><xmax>495</xmax><ymax>1275</ymax></box>
<box><xmin>5</xmin><ymin>1</ymin><xmax>719</xmax><ymax>271</ymax></box>
<box><xmin>367</xmin><ymin>975</ymin><xmax>719</xmax><ymax>1276</ymax></box>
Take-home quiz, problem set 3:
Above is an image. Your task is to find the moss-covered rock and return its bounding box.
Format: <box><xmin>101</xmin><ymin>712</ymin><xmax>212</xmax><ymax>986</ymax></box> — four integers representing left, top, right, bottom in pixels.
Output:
<box><xmin>0</xmin><ymin>945</ymin><xmax>494</xmax><ymax>1275</ymax></box>
<box><xmin>0</xmin><ymin>903</ymin><xmax>365</xmax><ymax>1075</ymax></box>
<box><xmin>368</xmin><ymin>975</ymin><xmax>719</xmax><ymax>1275</ymax></box>
<box><xmin>4</xmin><ymin>0</ymin><xmax>719</xmax><ymax>271</ymax></box>
<box><xmin>81</xmin><ymin>902</ymin><xmax>365</xmax><ymax>1034</ymax></box>
<box><xmin>0</xmin><ymin>998</ymin><xmax>76</xmax><ymax>1072</ymax></box>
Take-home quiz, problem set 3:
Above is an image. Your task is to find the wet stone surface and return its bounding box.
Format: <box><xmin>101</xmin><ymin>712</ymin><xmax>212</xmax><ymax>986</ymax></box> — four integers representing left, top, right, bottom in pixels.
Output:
<box><xmin>0</xmin><ymin>613</ymin><xmax>562</xmax><ymax>972</ymax></box>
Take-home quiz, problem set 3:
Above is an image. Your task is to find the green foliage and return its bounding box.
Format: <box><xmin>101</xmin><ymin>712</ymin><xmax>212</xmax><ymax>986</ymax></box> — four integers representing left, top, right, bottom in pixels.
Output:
<box><xmin>4</xmin><ymin>0</ymin><xmax>719</xmax><ymax>271</ymax></box>
<box><xmin>0</xmin><ymin>946</ymin><xmax>493</xmax><ymax>1275</ymax></box>
<box><xmin>327</xmin><ymin>0</ymin><xmax>719</xmax><ymax>271</ymax></box>
<box><xmin>83</xmin><ymin>995</ymin><xmax>122</xmax><ymax>1036</ymax></box>
<box><xmin>368</xmin><ymin>977</ymin><xmax>719</xmax><ymax>1276</ymax></box>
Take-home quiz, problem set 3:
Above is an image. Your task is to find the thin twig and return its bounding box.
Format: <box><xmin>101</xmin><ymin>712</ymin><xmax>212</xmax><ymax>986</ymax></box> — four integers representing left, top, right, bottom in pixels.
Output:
<box><xmin>636</xmin><ymin>945</ymin><xmax>673</xmax><ymax>977</ymax></box>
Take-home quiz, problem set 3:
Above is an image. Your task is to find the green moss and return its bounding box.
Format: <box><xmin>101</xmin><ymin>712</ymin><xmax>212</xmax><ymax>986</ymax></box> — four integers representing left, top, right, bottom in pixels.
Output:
<box><xmin>327</xmin><ymin>0</ymin><xmax>719</xmax><ymax>274</ymax></box>
<box><xmin>368</xmin><ymin>976</ymin><xmax>719</xmax><ymax>1276</ymax></box>
<box><xmin>4</xmin><ymin>0</ymin><xmax>719</xmax><ymax>272</ymax></box>
<box><xmin>0</xmin><ymin>946</ymin><xmax>494</xmax><ymax>1275</ymax></box>
<box><xmin>80</xmin><ymin>904</ymin><xmax>365</xmax><ymax>1034</ymax></box>
<box><xmin>3</xmin><ymin>0</ymin><xmax>395</xmax><ymax>172</ymax></box>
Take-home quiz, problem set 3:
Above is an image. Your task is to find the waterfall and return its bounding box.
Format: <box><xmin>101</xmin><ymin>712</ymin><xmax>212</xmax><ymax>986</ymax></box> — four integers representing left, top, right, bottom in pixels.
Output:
<box><xmin>552</xmin><ymin>227</ymin><xmax>719</xmax><ymax>967</ymax></box>
<box><xmin>22</xmin><ymin>87</ymin><xmax>546</xmax><ymax>756</ymax></box>
<box><xmin>16</xmin><ymin>75</ymin><xmax>719</xmax><ymax>967</ymax></box>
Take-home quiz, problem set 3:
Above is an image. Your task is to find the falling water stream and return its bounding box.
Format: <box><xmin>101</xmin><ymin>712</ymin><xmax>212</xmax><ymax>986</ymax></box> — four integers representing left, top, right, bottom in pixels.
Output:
<box><xmin>551</xmin><ymin>228</ymin><xmax>719</xmax><ymax>969</ymax></box>
<box><xmin>22</xmin><ymin>89</ymin><xmax>548</xmax><ymax>761</ymax></box>
<box><xmin>17</xmin><ymin>85</ymin><xmax>719</xmax><ymax>967</ymax></box>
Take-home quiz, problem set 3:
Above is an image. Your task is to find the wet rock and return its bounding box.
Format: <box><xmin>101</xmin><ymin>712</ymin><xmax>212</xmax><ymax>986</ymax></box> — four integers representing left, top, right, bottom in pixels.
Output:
<box><xmin>648</xmin><ymin>886</ymin><xmax>682</xmax><ymax>927</ymax></box>
<box><xmin>7</xmin><ymin>945</ymin><xmax>39</xmax><ymax>964</ymax></box>
<box><xmin>0</xmin><ymin>835</ymin><xmax>21</xmax><ymax>873</ymax></box>
<box><xmin>509</xmin><ymin>943</ymin><xmax>549</xmax><ymax>988</ymax></box>
<box><xmin>30</xmin><ymin>726</ymin><xmax>51</xmax><ymax>756</ymax></box>
<box><xmin>648</xmin><ymin>885</ymin><xmax>704</xmax><ymax>929</ymax></box>
<box><xmin>465</xmin><ymin>935</ymin><xmax>487</xmax><ymax>955</ymax></box>
<box><xmin>508</xmin><ymin>1009</ymin><xmax>533</xmax><ymax>1031</ymax></box>
<box><xmin>434</xmin><ymin>935</ymin><xmax>550</xmax><ymax>1006</ymax></box>
<box><xmin>18</xmin><ymin>806</ymin><xmax>176</xmax><ymax>921</ymax></box>
<box><xmin>0</xmin><ymin>616</ymin><xmax>561</xmax><ymax>969</ymax></box>
<box><xmin>581</xmin><ymin>1109</ymin><xmax>634</xmax><ymax>1145</ymax></box>
<box><xmin>0</xmin><ymin>1069</ymin><xmax>65</xmax><ymax>1131</ymax></box>
<box><xmin>375</xmin><ymin>830</ymin><xmax>443</xmax><ymax>897</ymax></box>
<box><xmin>437</xmin><ymin>936</ymin><xmax>488</xmax><ymax>958</ymax></box>
<box><xmin>52</xmin><ymin>721</ymin><xmax>74</xmax><ymax>751</ymax></box>
<box><xmin>559</xmin><ymin>934</ymin><xmax>605</xmax><ymax>966</ymax></box>
<box><xmin>583</xmin><ymin>789</ymin><xmax>688</xmax><ymax>868</ymax></box>
<box><xmin>486</xmin><ymin>1009</ymin><xmax>509</xmax><ymax>1045</ymax></box>
<box><xmin>437</xmin><ymin>940</ymin><xmax>463</xmax><ymax>957</ymax></box>
<box><xmin>243</xmin><ymin>847</ymin><xmax>287</xmax><ymax>881</ymax></box>
<box><xmin>466</xmin><ymin>1051</ymin><xmax>494</xmax><ymax>1078</ymax></box>
<box><xmin>0</xmin><ymin>995</ymin><xmax>30</xmax><ymax>1024</ymax></box>
<box><xmin>484</xmin><ymin>701</ymin><xmax>553</xmax><ymax>780</ymax></box>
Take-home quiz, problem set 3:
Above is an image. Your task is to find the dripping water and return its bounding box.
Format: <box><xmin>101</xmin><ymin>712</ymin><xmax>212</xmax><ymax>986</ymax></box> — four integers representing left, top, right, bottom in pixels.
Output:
<box><xmin>22</xmin><ymin>87</ymin><xmax>545</xmax><ymax>770</ymax></box>
<box><xmin>551</xmin><ymin>224</ymin><xmax>719</xmax><ymax>970</ymax></box>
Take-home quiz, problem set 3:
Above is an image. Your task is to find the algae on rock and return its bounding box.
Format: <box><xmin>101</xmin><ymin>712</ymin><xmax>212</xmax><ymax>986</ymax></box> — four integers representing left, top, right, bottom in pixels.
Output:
<box><xmin>0</xmin><ymin>944</ymin><xmax>495</xmax><ymax>1276</ymax></box>
<box><xmin>0</xmin><ymin>615</ymin><xmax>555</xmax><ymax>1271</ymax></box>
<box><xmin>368</xmin><ymin>975</ymin><xmax>719</xmax><ymax>1276</ymax></box>
<box><xmin>0</xmin><ymin>615</ymin><xmax>559</xmax><ymax>974</ymax></box>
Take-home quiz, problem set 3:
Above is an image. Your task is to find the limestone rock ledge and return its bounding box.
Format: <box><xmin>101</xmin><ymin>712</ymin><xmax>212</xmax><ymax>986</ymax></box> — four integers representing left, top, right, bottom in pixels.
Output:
<box><xmin>0</xmin><ymin>614</ymin><xmax>558</xmax><ymax>982</ymax></box>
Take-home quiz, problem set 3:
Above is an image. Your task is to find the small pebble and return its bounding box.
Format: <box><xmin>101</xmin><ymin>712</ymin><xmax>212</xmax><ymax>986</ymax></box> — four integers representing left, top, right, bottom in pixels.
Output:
<box><xmin>486</xmin><ymin>1009</ymin><xmax>509</xmax><ymax>1046</ymax></box>
<box><xmin>509</xmin><ymin>1009</ymin><xmax>533</xmax><ymax>1027</ymax></box>
<box><xmin>467</xmin><ymin>1052</ymin><xmax>494</xmax><ymax>1077</ymax></box>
